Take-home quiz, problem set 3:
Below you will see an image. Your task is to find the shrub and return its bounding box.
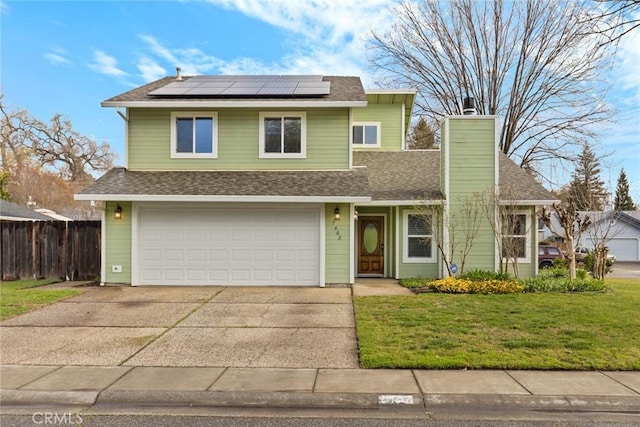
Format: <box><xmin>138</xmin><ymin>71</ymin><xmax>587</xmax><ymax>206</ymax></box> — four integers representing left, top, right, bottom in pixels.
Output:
<box><xmin>458</xmin><ymin>269</ymin><xmax>511</xmax><ymax>282</ymax></box>
<box><xmin>399</xmin><ymin>278</ymin><xmax>429</xmax><ymax>288</ymax></box>
<box><xmin>583</xmin><ymin>253</ymin><xmax>614</xmax><ymax>275</ymax></box>
<box><xmin>428</xmin><ymin>277</ymin><xmax>523</xmax><ymax>294</ymax></box>
<box><xmin>520</xmin><ymin>275</ymin><xmax>606</xmax><ymax>293</ymax></box>
<box><xmin>552</xmin><ymin>257</ymin><xmax>569</xmax><ymax>269</ymax></box>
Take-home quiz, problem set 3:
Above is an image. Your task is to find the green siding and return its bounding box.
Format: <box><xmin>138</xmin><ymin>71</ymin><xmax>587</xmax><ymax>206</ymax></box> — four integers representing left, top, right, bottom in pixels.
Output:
<box><xmin>104</xmin><ymin>201</ymin><xmax>132</xmax><ymax>284</ymax></box>
<box><xmin>397</xmin><ymin>206</ymin><xmax>439</xmax><ymax>279</ymax></box>
<box><xmin>444</xmin><ymin>117</ymin><xmax>497</xmax><ymax>273</ymax></box>
<box><xmin>352</xmin><ymin>104</ymin><xmax>404</xmax><ymax>151</ymax></box>
<box><xmin>127</xmin><ymin>108</ymin><xmax>350</xmax><ymax>170</ymax></box>
<box><xmin>325</xmin><ymin>203</ymin><xmax>351</xmax><ymax>284</ymax></box>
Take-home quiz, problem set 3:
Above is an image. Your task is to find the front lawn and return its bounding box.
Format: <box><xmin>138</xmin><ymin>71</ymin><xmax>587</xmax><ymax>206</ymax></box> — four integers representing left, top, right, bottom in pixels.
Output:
<box><xmin>354</xmin><ymin>278</ymin><xmax>640</xmax><ymax>370</ymax></box>
<box><xmin>0</xmin><ymin>279</ymin><xmax>82</xmax><ymax>320</ymax></box>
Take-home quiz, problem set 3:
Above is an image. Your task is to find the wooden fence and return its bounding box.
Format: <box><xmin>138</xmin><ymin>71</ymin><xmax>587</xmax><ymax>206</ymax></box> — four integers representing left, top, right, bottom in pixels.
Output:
<box><xmin>0</xmin><ymin>220</ymin><xmax>101</xmax><ymax>281</ymax></box>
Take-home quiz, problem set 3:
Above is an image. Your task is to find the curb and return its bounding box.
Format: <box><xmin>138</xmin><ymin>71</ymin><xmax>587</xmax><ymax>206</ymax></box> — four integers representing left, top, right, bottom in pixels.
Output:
<box><xmin>0</xmin><ymin>390</ymin><xmax>99</xmax><ymax>406</ymax></box>
<box><xmin>3</xmin><ymin>389</ymin><xmax>640</xmax><ymax>412</ymax></box>
<box><xmin>423</xmin><ymin>394</ymin><xmax>640</xmax><ymax>411</ymax></box>
<box><xmin>93</xmin><ymin>391</ymin><xmax>640</xmax><ymax>412</ymax></box>
<box><xmin>94</xmin><ymin>390</ymin><xmax>425</xmax><ymax>410</ymax></box>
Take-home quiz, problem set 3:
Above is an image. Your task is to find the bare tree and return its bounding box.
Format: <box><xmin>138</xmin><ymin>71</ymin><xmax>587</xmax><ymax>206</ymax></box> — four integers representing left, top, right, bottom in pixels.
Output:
<box><xmin>584</xmin><ymin>209</ymin><xmax>620</xmax><ymax>279</ymax></box>
<box><xmin>583</xmin><ymin>0</ymin><xmax>640</xmax><ymax>46</ymax></box>
<box><xmin>476</xmin><ymin>185</ymin><xmax>531</xmax><ymax>278</ymax></box>
<box><xmin>1</xmin><ymin>95</ymin><xmax>115</xmax><ymax>183</ymax></box>
<box><xmin>416</xmin><ymin>194</ymin><xmax>482</xmax><ymax>276</ymax></box>
<box><xmin>369</xmin><ymin>0</ymin><xmax>614</xmax><ymax>182</ymax></box>
<box><xmin>541</xmin><ymin>196</ymin><xmax>592</xmax><ymax>280</ymax></box>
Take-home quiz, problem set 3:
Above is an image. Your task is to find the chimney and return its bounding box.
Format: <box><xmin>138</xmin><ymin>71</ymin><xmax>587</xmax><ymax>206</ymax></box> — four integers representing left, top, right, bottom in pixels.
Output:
<box><xmin>463</xmin><ymin>97</ymin><xmax>476</xmax><ymax>115</ymax></box>
<box><xmin>175</xmin><ymin>67</ymin><xmax>183</xmax><ymax>81</ymax></box>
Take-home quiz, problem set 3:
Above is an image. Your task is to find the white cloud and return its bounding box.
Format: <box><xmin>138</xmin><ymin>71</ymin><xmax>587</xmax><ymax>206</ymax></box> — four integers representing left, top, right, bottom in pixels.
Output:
<box><xmin>44</xmin><ymin>52</ymin><xmax>71</xmax><ymax>66</ymax></box>
<box><xmin>205</xmin><ymin>0</ymin><xmax>395</xmax><ymax>85</ymax></box>
<box><xmin>137</xmin><ymin>57</ymin><xmax>167</xmax><ymax>82</ymax></box>
<box><xmin>210</xmin><ymin>0</ymin><xmax>393</xmax><ymax>45</ymax></box>
<box><xmin>138</xmin><ymin>34</ymin><xmax>224</xmax><ymax>76</ymax></box>
<box><xmin>89</xmin><ymin>50</ymin><xmax>128</xmax><ymax>77</ymax></box>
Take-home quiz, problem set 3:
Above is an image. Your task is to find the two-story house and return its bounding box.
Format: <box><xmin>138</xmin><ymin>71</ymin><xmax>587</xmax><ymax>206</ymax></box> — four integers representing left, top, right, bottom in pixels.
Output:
<box><xmin>76</xmin><ymin>73</ymin><xmax>556</xmax><ymax>286</ymax></box>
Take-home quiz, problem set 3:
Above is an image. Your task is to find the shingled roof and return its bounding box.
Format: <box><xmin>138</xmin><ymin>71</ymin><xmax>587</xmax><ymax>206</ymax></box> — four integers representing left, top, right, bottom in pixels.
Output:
<box><xmin>353</xmin><ymin>150</ymin><xmax>556</xmax><ymax>203</ymax></box>
<box><xmin>77</xmin><ymin>152</ymin><xmax>554</xmax><ymax>204</ymax></box>
<box><xmin>102</xmin><ymin>75</ymin><xmax>367</xmax><ymax>106</ymax></box>
<box><xmin>76</xmin><ymin>168</ymin><xmax>371</xmax><ymax>202</ymax></box>
<box><xmin>353</xmin><ymin>151</ymin><xmax>442</xmax><ymax>201</ymax></box>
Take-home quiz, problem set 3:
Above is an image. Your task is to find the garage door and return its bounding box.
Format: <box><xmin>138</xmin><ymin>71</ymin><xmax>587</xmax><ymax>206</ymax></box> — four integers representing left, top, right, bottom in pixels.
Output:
<box><xmin>585</xmin><ymin>238</ymin><xmax>639</xmax><ymax>262</ymax></box>
<box><xmin>138</xmin><ymin>205</ymin><xmax>320</xmax><ymax>285</ymax></box>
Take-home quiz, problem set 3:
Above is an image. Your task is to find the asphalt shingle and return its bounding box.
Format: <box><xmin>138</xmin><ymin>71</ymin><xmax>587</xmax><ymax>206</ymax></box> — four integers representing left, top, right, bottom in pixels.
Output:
<box><xmin>77</xmin><ymin>168</ymin><xmax>371</xmax><ymax>199</ymax></box>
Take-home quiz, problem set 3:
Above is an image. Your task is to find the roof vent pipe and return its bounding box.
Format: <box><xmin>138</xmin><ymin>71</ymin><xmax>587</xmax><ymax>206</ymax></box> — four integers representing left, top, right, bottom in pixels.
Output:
<box><xmin>175</xmin><ymin>67</ymin><xmax>183</xmax><ymax>81</ymax></box>
<box><xmin>462</xmin><ymin>97</ymin><xmax>476</xmax><ymax>115</ymax></box>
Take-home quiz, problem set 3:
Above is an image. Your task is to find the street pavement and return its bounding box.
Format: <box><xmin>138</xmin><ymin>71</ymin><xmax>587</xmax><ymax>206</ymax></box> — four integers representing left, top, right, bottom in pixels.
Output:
<box><xmin>1</xmin><ymin>281</ymin><xmax>639</xmax><ymax>416</ymax></box>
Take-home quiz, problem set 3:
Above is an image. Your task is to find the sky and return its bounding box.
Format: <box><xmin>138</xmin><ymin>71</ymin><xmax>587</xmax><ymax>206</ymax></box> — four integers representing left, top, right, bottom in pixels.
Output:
<box><xmin>1</xmin><ymin>0</ymin><xmax>639</xmax><ymax>203</ymax></box>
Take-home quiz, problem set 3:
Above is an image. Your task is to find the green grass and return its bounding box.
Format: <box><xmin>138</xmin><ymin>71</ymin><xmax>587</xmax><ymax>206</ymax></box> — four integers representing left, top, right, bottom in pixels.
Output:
<box><xmin>354</xmin><ymin>278</ymin><xmax>640</xmax><ymax>370</ymax></box>
<box><xmin>0</xmin><ymin>279</ymin><xmax>82</xmax><ymax>320</ymax></box>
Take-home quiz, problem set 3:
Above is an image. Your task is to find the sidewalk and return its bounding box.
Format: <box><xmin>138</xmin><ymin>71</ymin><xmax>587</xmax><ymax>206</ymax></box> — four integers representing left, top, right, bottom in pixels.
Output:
<box><xmin>2</xmin><ymin>365</ymin><xmax>639</xmax><ymax>412</ymax></box>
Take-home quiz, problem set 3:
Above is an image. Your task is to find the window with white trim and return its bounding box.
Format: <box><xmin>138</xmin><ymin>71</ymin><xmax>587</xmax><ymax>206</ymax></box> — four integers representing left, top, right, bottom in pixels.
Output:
<box><xmin>502</xmin><ymin>212</ymin><xmax>531</xmax><ymax>262</ymax></box>
<box><xmin>352</xmin><ymin>122</ymin><xmax>381</xmax><ymax>147</ymax></box>
<box><xmin>259</xmin><ymin>112</ymin><xmax>306</xmax><ymax>158</ymax></box>
<box><xmin>171</xmin><ymin>112</ymin><xmax>218</xmax><ymax>158</ymax></box>
<box><xmin>403</xmin><ymin>211</ymin><xmax>435</xmax><ymax>263</ymax></box>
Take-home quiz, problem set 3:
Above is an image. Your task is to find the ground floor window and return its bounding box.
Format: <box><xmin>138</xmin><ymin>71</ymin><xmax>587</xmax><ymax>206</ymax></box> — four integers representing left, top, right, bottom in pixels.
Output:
<box><xmin>502</xmin><ymin>212</ymin><xmax>531</xmax><ymax>262</ymax></box>
<box><xmin>403</xmin><ymin>210</ymin><xmax>435</xmax><ymax>263</ymax></box>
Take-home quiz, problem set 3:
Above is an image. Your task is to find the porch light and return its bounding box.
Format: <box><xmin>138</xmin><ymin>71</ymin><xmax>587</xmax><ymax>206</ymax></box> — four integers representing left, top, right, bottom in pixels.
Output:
<box><xmin>333</xmin><ymin>206</ymin><xmax>341</xmax><ymax>221</ymax></box>
<box><xmin>354</xmin><ymin>208</ymin><xmax>359</xmax><ymax>220</ymax></box>
<box><xmin>114</xmin><ymin>204</ymin><xmax>123</xmax><ymax>220</ymax></box>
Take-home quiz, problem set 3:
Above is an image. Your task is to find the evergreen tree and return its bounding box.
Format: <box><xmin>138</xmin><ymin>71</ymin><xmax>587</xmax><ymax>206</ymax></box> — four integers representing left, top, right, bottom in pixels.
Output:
<box><xmin>407</xmin><ymin>117</ymin><xmax>436</xmax><ymax>149</ymax></box>
<box><xmin>614</xmin><ymin>168</ymin><xmax>635</xmax><ymax>211</ymax></box>
<box><xmin>569</xmin><ymin>143</ymin><xmax>606</xmax><ymax>210</ymax></box>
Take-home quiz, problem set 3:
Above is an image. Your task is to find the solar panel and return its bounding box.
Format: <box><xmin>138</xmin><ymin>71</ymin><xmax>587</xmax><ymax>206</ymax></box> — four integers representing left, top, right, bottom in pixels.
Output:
<box><xmin>149</xmin><ymin>75</ymin><xmax>330</xmax><ymax>97</ymax></box>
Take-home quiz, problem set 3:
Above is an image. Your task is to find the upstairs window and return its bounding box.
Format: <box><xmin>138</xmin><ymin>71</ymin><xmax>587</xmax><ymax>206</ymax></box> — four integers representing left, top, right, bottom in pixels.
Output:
<box><xmin>259</xmin><ymin>112</ymin><xmax>306</xmax><ymax>158</ymax></box>
<box><xmin>352</xmin><ymin>122</ymin><xmax>381</xmax><ymax>147</ymax></box>
<box><xmin>171</xmin><ymin>112</ymin><xmax>218</xmax><ymax>158</ymax></box>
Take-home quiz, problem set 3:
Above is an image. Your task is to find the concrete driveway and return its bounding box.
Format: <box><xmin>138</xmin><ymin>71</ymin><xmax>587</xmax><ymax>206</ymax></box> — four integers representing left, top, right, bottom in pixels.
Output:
<box><xmin>0</xmin><ymin>286</ymin><xmax>358</xmax><ymax>369</ymax></box>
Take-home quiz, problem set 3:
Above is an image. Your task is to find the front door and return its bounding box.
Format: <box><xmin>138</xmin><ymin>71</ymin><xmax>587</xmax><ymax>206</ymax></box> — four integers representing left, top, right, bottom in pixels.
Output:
<box><xmin>358</xmin><ymin>216</ymin><xmax>384</xmax><ymax>276</ymax></box>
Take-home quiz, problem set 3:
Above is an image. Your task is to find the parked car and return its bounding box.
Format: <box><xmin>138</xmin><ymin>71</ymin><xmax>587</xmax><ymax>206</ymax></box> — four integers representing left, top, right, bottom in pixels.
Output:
<box><xmin>574</xmin><ymin>246</ymin><xmax>616</xmax><ymax>263</ymax></box>
<box><xmin>539</xmin><ymin>245</ymin><xmax>564</xmax><ymax>269</ymax></box>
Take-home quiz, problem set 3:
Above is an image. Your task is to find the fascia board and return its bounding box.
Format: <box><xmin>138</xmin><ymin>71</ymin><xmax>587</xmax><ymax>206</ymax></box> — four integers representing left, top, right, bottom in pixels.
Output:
<box><xmin>365</xmin><ymin>89</ymin><xmax>417</xmax><ymax>95</ymax></box>
<box><xmin>357</xmin><ymin>200</ymin><xmax>443</xmax><ymax>206</ymax></box>
<box><xmin>101</xmin><ymin>101</ymin><xmax>368</xmax><ymax>108</ymax></box>
<box><xmin>75</xmin><ymin>194</ymin><xmax>371</xmax><ymax>203</ymax></box>
<box><xmin>498</xmin><ymin>199</ymin><xmax>559</xmax><ymax>206</ymax></box>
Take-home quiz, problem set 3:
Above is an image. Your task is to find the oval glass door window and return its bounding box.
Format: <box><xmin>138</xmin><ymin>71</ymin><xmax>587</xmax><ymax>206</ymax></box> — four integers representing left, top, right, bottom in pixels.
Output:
<box><xmin>363</xmin><ymin>222</ymin><xmax>379</xmax><ymax>254</ymax></box>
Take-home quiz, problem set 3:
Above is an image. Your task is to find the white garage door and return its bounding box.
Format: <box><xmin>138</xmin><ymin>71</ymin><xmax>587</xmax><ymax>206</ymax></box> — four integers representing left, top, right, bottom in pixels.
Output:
<box><xmin>138</xmin><ymin>205</ymin><xmax>321</xmax><ymax>286</ymax></box>
<box><xmin>585</xmin><ymin>238</ymin><xmax>639</xmax><ymax>262</ymax></box>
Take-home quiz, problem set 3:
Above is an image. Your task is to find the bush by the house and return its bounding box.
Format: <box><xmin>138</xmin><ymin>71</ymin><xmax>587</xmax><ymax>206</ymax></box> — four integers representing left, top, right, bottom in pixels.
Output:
<box><xmin>398</xmin><ymin>278</ymin><xmax>430</xmax><ymax>288</ymax></box>
<box><xmin>520</xmin><ymin>267</ymin><xmax>606</xmax><ymax>293</ymax></box>
<box><xmin>458</xmin><ymin>269</ymin><xmax>511</xmax><ymax>282</ymax></box>
<box><xmin>427</xmin><ymin>277</ymin><xmax>523</xmax><ymax>294</ymax></box>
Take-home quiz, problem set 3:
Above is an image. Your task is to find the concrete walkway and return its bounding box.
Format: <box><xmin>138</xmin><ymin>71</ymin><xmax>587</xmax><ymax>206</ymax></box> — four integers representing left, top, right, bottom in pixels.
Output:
<box><xmin>1</xmin><ymin>281</ymin><xmax>639</xmax><ymax>413</ymax></box>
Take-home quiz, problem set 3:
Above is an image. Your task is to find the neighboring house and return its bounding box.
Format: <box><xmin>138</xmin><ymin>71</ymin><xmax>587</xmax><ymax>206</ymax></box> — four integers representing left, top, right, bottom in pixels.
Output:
<box><xmin>0</xmin><ymin>200</ymin><xmax>53</xmax><ymax>221</ymax></box>
<box><xmin>35</xmin><ymin>208</ymin><xmax>74</xmax><ymax>222</ymax></box>
<box><xmin>76</xmin><ymin>73</ymin><xmax>556</xmax><ymax>286</ymax></box>
<box><xmin>542</xmin><ymin>210</ymin><xmax>640</xmax><ymax>262</ymax></box>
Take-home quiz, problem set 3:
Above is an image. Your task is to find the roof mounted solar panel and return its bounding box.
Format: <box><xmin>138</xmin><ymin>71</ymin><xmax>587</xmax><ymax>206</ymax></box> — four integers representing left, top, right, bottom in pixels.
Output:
<box><xmin>149</xmin><ymin>75</ymin><xmax>331</xmax><ymax>97</ymax></box>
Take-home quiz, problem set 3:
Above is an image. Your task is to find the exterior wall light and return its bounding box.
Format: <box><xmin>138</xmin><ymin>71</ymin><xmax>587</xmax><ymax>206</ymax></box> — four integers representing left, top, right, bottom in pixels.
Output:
<box><xmin>114</xmin><ymin>204</ymin><xmax>123</xmax><ymax>220</ymax></box>
<box><xmin>333</xmin><ymin>206</ymin><xmax>341</xmax><ymax>221</ymax></box>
